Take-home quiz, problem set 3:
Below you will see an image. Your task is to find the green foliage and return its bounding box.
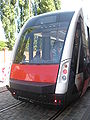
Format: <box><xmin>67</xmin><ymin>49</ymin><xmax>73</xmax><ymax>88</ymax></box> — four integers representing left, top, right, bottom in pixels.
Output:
<box><xmin>11</xmin><ymin>0</ymin><xmax>17</xmax><ymax>6</ymax></box>
<box><xmin>53</xmin><ymin>0</ymin><xmax>61</xmax><ymax>10</ymax></box>
<box><xmin>0</xmin><ymin>41</ymin><xmax>6</xmax><ymax>51</ymax></box>
<box><xmin>1</xmin><ymin>0</ymin><xmax>61</xmax><ymax>50</ymax></box>
<box><xmin>38</xmin><ymin>0</ymin><xmax>56</xmax><ymax>14</ymax></box>
<box><xmin>1</xmin><ymin>1</ymin><xmax>16</xmax><ymax>50</ymax></box>
<box><xmin>34</xmin><ymin>0</ymin><xmax>61</xmax><ymax>15</ymax></box>
<box><xmin>19</xmin><ymin>0</ymin><xmax>29</xmax><ymax>27</ymax></box>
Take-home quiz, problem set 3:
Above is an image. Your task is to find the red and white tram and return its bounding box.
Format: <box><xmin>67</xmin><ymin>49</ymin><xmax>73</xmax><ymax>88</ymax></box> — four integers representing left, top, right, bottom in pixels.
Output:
<box><xmin>7</xmin><ymin>8</ymin><xmax>90</xmax><ymax>106</ymax></box>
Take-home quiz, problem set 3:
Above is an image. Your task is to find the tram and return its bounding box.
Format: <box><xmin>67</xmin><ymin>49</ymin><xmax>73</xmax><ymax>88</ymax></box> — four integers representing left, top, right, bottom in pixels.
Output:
<box><xmin>7</xmin><ymin>8</ymin><xmax>90</xmax><ymax>106</ymax></box>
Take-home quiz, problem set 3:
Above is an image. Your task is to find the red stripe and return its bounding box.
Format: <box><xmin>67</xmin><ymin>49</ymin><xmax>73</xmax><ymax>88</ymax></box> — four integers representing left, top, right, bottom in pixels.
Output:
<box><xmin>10</xmin><ymin>64</ymin><xmax>59</xmax><ymax>83</ymax></box>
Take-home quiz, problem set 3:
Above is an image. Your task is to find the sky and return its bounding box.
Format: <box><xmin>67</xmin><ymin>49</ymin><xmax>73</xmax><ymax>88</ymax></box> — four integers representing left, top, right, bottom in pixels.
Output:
<box><xmin>61</xmin><ymin>0</ymin><xmax>90</xmax><ymax>26</ymax></box>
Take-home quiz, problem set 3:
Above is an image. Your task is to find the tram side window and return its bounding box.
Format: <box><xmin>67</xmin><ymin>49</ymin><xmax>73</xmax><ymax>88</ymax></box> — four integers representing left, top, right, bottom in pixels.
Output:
<box><xmin>78</xmin><ymin>44</ymin><xmax>84</xmax><ymax>73</ymax></box>
<box><xmin>71</xmin><ymin>25</ymin><xmax>80</xmax><ymax>74</ymax></box>
<box><xmin>71</xmin><ymin>19</ymin><xmax>84</xmax><ymax>75</ymax></box>
<box><xmin>69</xmin><ymin>21</ymin><xmax>83</xmax><ymax>86</ymax></box>
<box><xmin>81</xmin><ymin>18</ymin><xmax>89</xmax><ymax>63</ymax></box>
<box><xmin>78</xmin><ymin>18</ymin><xmax>85</xmax><ymax>73</ymax></box>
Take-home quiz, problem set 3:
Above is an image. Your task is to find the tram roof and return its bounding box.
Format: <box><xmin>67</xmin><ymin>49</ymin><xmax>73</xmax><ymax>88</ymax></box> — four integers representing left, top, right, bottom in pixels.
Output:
<box><xmin>27</xmin><ymin>11</ymin><xmax>74</xmax><ymax>24</ymax></box>
<box><xmin>20</xmin><ymin>8</ymin><xmax>83</xmax><ymax>36</ymax></box>
<box><xmin>22</xmin><ymin>11</ymin><xmax>76</xmax><ymax>32</ymax></box>
<box><xmin>25</xmin><ymin>8</ymin><xmax>83</xmax><ymax>25</ymax></box>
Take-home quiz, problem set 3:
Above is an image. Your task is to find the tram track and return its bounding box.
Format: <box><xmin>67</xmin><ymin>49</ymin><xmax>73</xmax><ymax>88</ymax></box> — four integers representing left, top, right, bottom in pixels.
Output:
<box><xmin>48</xmin><ymin>105</ymin><xmax>72</xmax><ymax>120</ymax></box>
<box><xmin>0</xmin><ymin>101</ymin><xmax>24</xmax><ymax>114</ymax></box>
<box><xmin>0</xmin><ymin>88</ymin><xmax>89</xmax><ymax>119</ymax></box>
<box><xmin>0</xmin><ymin>88</ymin><xmax>8</xmax><ymax>93</ymax></box>
<box><xmin>49</xmin><ymin>88</ymin><xmax>90</xmax><ymax>120</ymax></box>
<box><xmin>0</xmin><ymin>88</ymin><xmax>24</xmax><ymax>113</ymax></box>
<box><xmin>0</xmin><ymin>86</ymin><xmax>8</xmax><ymax>93</ymax></box>
<box><xmin>48</xmin><ymin>108</ymin><xmax>64</xmax><ymax>120</ymax></box>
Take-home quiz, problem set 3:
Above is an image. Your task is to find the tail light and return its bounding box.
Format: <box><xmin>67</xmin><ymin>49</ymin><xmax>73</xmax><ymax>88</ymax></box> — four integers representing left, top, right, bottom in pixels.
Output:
<box><xmin>59</xmin><ymin>61</ymin><xmax>70</xmax><ymax>82</ymax></box>
<box><xmin>54</xmin><ymin>99</ymin><xmax>61</xmax><ymax>105</ymax></box>
<box><xmin>54</xmin><ymin>99</ymin><xmax>57</xmax><ymax>103</ymax></box>
<box><xmin>12</xmin><ymin>91</ymin><xmax>16</xmax><ymax>95</ymax></box>
<box><xmin>55</xmin><ymin>60</ymin><xmax>71</xmax><ymax>94</ymax></box>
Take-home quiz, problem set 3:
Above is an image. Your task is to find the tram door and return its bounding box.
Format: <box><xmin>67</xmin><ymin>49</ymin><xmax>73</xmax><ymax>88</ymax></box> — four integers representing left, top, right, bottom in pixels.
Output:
<box><xmin>70</xmin><ymin>17</ymin><xmax>85</xmax><ymax>94</ymax></box>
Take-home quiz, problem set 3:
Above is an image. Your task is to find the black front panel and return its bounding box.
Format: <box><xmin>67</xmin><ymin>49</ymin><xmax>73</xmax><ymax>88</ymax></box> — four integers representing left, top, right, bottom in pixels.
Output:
<box><xmin>10</xmin><ymin>79</ymin><xmax>55</xmax><ymax>94</ymax></box>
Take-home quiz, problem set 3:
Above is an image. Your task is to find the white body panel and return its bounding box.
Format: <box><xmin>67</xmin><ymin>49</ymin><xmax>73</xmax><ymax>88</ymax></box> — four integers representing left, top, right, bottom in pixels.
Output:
<box><xmin>55</xmin><ymin>59</ymin><xmax>71</xmax><ymax>94</ymax></box>
<box><xmin>55</xmin><ymin>8</ymin><xmax>84</xmax><ymax>94</ymax></box>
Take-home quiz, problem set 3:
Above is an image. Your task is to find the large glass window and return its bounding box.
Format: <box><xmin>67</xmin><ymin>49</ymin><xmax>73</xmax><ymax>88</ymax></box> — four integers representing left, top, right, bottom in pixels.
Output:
<box><xmin>14</xmin><ymin>21</ymin><xmax>69</xmax><ymax>64</ymax></box>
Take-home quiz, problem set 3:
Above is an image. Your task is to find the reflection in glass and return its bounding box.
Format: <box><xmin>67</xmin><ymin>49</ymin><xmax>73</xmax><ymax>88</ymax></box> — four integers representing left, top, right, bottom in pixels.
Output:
<box><xmin>14</xmin><ymin>22</ymin><xmax>69</xmax><ymax>64</ymax></box>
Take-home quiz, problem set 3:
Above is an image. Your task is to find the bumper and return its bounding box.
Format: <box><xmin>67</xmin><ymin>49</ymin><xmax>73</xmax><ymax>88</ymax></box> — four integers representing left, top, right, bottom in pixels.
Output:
<box><xmin>7</xmin><ymin>79</ymin><xmax>66</xmax><ymax>106</ymax></box>
<box><xmin>9</xmin><ymin>79</ymin><xmax>55</xmax><ymax>94</ymax></box>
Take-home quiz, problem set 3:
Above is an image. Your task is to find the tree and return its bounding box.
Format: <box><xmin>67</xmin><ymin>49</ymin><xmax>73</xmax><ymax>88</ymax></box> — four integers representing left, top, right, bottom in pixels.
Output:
<box><xmin>1</xmin><ymin>0</ymin><xmax>30</xmax><ymax>50</ymax></box>
<box><xmin>15</xmin><ymin>0</ymin><xmax>29</xmax><ymax>31</ymax></box>
<box><xmin>1</xmin><ymin>0</ymin><xmax>16</xmax><ymax>50</ymax></box>
<box><xmin>33</xmin><ymin>0</ymin><xmax>61</xmax><ymax>15</ymax></box>
<box><xmin>1</xmin><ymin>0</ymin><xmax>61</xmax><ymax>50</ymax></box>
<box><xmin>53</xmin><ymin>0</ymin><xmax>61</xmax><ymax>10</ymax></box>
<box><xmin>0</xmin><ymin>41</ymin><xmax>6</xmax><ymax>51</ymax></box>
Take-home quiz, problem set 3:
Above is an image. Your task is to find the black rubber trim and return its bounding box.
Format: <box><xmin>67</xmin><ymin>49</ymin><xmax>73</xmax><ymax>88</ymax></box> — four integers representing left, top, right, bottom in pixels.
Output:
<box><xmin>10</xmin><ymin>79</ymin><xmax>55</xmax><ymax>94</ymax></box>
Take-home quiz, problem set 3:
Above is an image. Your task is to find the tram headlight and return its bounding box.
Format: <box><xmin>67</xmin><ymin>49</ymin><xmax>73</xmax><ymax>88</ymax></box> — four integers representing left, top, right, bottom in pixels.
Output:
<box><xmin>59</xmin><ymin>60</ymin><xmax>70</xmax><ymax>83</ymax></box>
<box><xmin>62</xmin><ymin>75</ymin><xmax>66</xmax><ymax>80</ymax></box>
<box><xmin>55</xmin><ymin>60</ymin><xmax>71</xmax><ymax>94</ymax></box>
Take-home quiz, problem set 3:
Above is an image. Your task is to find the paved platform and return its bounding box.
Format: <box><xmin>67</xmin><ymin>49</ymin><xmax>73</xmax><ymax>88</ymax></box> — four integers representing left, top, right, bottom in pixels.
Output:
<box><xmin>0</xmin><ymin>81</ymin><xmax>8</xmax><ymax>88</ymax></box>
<box><xmin>0</xmin><ymin>50</ymin><xmax>11</xmax><ymax>87</ymax></box>
<box><xmin>0</xmin><ymin>64</ymin><xmax>10</xmax><ymax>88</ymax></box>
<box><xmin>0</xmin><ymin>87</ymin><xmax>90</xmax><ymax>120</ymax></box>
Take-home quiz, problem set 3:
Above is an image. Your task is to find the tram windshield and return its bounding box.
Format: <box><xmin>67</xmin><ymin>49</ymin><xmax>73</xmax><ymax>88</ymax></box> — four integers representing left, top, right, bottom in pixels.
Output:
<box><xmin>14</xmin><ymin>13</ymin><xmax>74</xmax><ymax>64</ymax></box>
